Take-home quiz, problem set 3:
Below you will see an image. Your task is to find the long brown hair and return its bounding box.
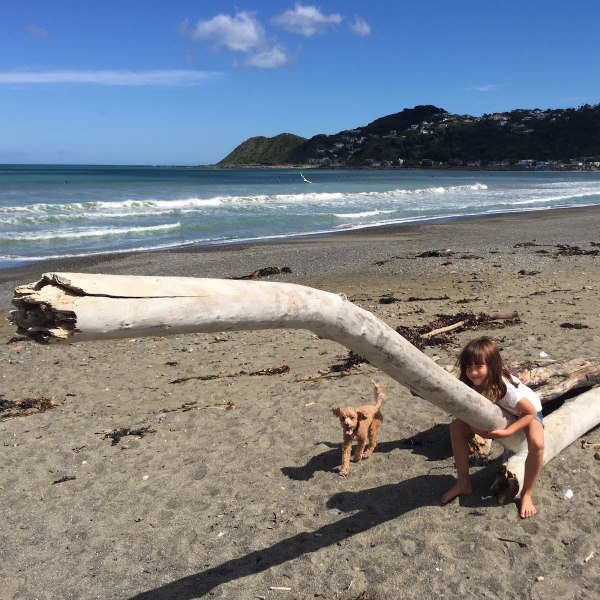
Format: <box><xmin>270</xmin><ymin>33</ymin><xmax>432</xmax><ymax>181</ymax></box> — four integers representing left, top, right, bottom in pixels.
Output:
<box><xmin>457</xmin><ymin>337</ymin><xmax>517</xmax><ymax>402</ymax></box>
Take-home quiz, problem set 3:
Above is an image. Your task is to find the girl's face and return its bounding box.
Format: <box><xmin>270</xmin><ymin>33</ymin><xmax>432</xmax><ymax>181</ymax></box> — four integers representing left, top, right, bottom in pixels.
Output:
<box><xmin>465</xmin><ymin>363</ymin><xmax>489</xmax><ymax>388</ymax></box>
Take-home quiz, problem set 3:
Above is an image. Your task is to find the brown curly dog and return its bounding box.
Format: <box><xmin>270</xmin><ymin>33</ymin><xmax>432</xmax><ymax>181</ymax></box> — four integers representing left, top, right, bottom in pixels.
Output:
<box><xmin>332</xmin><ymin>380</ymin><xmax>386</xmax><ymax>477</ymax></box>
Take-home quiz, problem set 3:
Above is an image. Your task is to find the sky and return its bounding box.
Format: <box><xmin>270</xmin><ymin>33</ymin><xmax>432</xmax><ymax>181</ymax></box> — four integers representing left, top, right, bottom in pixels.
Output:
<box><xmin>2</xmin><ymin>0</ymin><xmax>599</xmax><ymax>165</ymax></box>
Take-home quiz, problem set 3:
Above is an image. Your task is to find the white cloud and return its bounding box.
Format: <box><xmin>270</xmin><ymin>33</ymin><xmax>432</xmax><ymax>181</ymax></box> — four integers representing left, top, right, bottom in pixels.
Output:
<box><xmin>469</xmin><ymin>83</ymin><xmax>505</xmax><ymax>93</ymax></box>
<box><xmin>350</xmin><ymin>17</ymin><xmax>371</xmax><ymax>37</ymax></box>
<box><xmin>191</xmin><ymin>11</ymin><xmax>266</xmax><ymax>52</ymax></box>
<box><xmin>0</xmin><ymin>70</ymin><xmax>217</xmax><ymax>86</ymax></box>
<box><xmin>26</xmin><ymin>25</ymin><xmax>50</xmax><ymax>39</ymax></box>
<box><xmin>273</xmin><ymin>3</ymin><xmax>342</xmax><ymax>36</ymax></box>
<box><xmin>244</xmin><ymin>46</ymin><xmax>290</xmax><ymax>69</ymax></box>
<box><xmin>467</xmin><ymin>83</ymin><xmax>506</xmax><ymax>94</ymax></box>
<box><xmin>190</xmin><ymin>11</ymin><xmax>290</xmax><ymax>70</ymax></box>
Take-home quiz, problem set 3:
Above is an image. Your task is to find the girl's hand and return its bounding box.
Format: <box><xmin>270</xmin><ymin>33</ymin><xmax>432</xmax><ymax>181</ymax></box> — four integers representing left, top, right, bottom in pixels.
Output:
<box><xmin>485</xmin><ymin>428</ymin><xmax>510</xmax><ymax>439</ymax></box>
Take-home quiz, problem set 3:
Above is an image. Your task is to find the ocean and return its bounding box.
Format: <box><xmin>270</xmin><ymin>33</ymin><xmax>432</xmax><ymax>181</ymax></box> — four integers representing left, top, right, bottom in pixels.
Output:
<box><xmin>1</xmin><ymin>165</ymin><xmax>599</xmax><ymax>269</ymax></box>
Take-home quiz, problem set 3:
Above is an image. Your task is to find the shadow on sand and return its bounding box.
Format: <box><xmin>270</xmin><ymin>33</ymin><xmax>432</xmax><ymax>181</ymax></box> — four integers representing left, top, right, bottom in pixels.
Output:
<box><xmin>281</xmin><ymin>423</ymin><xmax>453</xmax><ymax>480</ymax></box>
<box><xmin>129</xmin><ymin>431</ymin><xmax>502</xmax><ymax>599</ymax></box>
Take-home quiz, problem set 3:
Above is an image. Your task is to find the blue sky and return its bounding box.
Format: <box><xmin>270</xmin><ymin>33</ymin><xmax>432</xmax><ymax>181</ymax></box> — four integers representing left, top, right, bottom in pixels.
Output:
<box><xmin>2</xmin><ymin>1</ymin><xmax>599</xmax><ymax>165</ymax></box>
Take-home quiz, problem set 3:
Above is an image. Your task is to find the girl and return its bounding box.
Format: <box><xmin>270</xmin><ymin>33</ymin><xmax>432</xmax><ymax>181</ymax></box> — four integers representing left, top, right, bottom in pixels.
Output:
<box><xmin>441</xmin><ymin>336</ymin><xmax>545</xmax><ymax>518</ymax></box>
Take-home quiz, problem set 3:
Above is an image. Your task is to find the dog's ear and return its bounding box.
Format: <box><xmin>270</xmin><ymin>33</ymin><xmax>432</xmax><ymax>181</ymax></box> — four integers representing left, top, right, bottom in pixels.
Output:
<box><xmin>332</xmin><ymin>406</ymin><xmax>342</xmax><ymax>416</ymax></box>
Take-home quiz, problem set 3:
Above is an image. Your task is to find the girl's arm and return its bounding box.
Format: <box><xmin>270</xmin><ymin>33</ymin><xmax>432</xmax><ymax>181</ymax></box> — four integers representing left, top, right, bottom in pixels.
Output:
<box><xmin>485</xmin><ymin>397</ymin><xmax>537</xmax><ymax>439</ymax></box>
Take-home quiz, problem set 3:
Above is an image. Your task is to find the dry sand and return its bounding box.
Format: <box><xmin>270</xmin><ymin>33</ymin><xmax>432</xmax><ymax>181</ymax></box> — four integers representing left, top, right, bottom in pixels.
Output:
<box><xmin>1</xmin><ymin>207</ymin><xmax>599</xmax><ymax>599</ymax></box>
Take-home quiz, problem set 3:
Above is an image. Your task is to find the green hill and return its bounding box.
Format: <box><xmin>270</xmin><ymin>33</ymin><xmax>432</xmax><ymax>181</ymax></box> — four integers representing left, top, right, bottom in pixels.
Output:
<box><xmin>218</xmin><ymin>133</ymin><xmax>307</xmax><ymax>166</ymax></box>
<box><xmin>217</xmin><ymin>103</ymin><xmax>600</xmax><ymax>168</ymax></box>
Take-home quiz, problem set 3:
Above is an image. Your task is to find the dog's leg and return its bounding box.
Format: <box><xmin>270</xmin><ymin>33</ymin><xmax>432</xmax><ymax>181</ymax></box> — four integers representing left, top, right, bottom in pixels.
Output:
<box><xmin>363</xmin><ymin>417</ymin><xmax>382</xmax><ymax>459</ymax></box>
<box><xmin>339</xmin><ymin>438</ymin><xmax>352</xmax><ymax>476</ymax></box>
<box><xmin>353</xmin><ymin>435</ymin><xmax>367</xmax><ymax>463</ymax></box>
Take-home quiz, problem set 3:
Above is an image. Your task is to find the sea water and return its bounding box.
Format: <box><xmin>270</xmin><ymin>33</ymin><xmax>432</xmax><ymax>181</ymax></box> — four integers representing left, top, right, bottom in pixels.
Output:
<box><xmin>1</xmin><ymin>165</ymin><xmax>599</xmax><ymax>269</ymax></box>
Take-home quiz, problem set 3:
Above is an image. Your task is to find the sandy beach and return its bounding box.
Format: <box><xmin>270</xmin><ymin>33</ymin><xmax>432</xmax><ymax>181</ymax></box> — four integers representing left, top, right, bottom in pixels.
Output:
<box><xmin>1</xmin><ymin>207</ymin><xmax>599</xmax><ymax>599</ymax></box>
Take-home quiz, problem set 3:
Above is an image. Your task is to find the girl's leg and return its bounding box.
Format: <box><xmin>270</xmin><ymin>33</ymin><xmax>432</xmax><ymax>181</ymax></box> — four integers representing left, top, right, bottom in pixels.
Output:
<box><xmin>519</xmin><ymin>420</ymin><xmax>545</xmax><ymax>518</ymax></box>
<box><xmin>441</xmin><ymin>419</ymin><xmax>473</xmax><ymax>504</ymax></box>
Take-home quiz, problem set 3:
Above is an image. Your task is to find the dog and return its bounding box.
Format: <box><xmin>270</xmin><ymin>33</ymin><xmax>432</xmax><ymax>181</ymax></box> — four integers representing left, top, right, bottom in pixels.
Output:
<box><xmin>332</xmin><ymin>380</ymin><xmax>386</xmax><ymax>477</ymax></box>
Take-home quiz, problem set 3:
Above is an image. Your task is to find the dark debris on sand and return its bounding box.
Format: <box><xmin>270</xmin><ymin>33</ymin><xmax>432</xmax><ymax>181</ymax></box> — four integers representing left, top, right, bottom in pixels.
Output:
<box><xmin>100</xmin><ymin>426</ymin><xmax>156</xmax><ymax>446</ymax></box>
<box><xmin>228</xmin><ymin>266</ymin><xmax>292</xmax><ymax>280</ymax></box>
<box><xmin>329</xmin><ymin>350</ymin><xmax>370</xmax><ymax>373</ymax></box>
<box><xmin>0</xmin><ymin>395</ymin><xmax>56</xmax><ymax>419</ymax></box>
<box><xmin>396</xmin><ymin>310</ymin><xmax>519</xmax><ymax>351</ymax></box>
<box><xmin>514</xmin><ymin>240</ymin><xmax>600</xmax><ymax>257</ymax></box>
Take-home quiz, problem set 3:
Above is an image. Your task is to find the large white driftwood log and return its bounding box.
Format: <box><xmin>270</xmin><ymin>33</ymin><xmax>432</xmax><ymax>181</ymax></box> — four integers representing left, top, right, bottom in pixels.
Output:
<box><xmin>11</xmin><ymin>273</ymin><xmax>600</xmax><ymax>500</ymax></box>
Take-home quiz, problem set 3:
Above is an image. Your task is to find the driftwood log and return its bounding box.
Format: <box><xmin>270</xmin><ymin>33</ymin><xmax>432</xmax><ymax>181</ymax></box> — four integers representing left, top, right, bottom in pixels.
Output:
<box><xmin>516</xmin><ymin>358</ymin><xmax>600</xmax><ymax>403</ymax></box>
<box><xmin>447</xmin><ymin>357</ymin><xmax>600</xmax><ymax>406</ymax></box>
<box><xmin>492</xmin><ymin>386</ymin><xmax>600</xmax><ymax>502</ymax></box>
<box><xmin>10</xmin><ymin>273</ymin><xmax>600</xmax><ymax>501</ymax></box>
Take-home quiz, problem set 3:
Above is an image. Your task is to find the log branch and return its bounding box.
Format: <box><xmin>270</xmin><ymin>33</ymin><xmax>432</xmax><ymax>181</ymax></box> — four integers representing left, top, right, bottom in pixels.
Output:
<box><xmin>9</xmin><ymin>272</ymin><xmax>518</xmax><ymax>434</ymax></box>
<box><xmin>420</xmin><ymin>320</ymin><xmax>467</xmax><ymax>339</ymax></box>
<box><xmin>420</xmin><ymin>311</ymin><xmax>519</xmax><ymax>340</ymax></box>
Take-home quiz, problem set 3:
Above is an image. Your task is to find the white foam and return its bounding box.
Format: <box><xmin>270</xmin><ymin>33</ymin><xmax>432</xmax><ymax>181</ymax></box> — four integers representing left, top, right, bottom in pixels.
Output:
<box><xmin>333</xmin><ymin>209</ymin><xmax>395</xmax><ymax>219</ymax></box>
<box><xmin>4</xmin><ymin>222</ymin><xmax>180</xmax><ymax>241</ymax></box>
<box><xmin>507</xmin><ymin>190</ymin><xmax>600</xmax><ymax>206</ymax></box>
<box><xmin>0</xmin><ymin>184</ymin><xmax>493</xmax><ymax>220</ymax></box>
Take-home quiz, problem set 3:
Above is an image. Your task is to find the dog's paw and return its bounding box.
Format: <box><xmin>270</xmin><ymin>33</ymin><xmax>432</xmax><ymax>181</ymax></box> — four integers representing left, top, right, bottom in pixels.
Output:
<box><xmin>339</xmin><ymin>469</ymin><xmax>349</xmax><ymax>477</ymax></box>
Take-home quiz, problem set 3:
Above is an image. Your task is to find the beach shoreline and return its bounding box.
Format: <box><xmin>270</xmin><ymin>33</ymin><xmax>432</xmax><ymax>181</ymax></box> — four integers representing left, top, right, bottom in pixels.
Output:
<box><xmin>1</xmin><ymin>205</ymin><xmax>599</xmax><ymax>599</ymax></box>
<box><xmin>2</xmin><ymin>204</ymin><xmax>600</xmax><ymax>309</ymax></box>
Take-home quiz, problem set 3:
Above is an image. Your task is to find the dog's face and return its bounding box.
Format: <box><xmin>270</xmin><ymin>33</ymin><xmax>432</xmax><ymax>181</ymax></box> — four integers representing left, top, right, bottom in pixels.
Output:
<box><xmin>332</xmin><ymin>406</ymin><xmax>364</xmax><ymax>436</ymax></box>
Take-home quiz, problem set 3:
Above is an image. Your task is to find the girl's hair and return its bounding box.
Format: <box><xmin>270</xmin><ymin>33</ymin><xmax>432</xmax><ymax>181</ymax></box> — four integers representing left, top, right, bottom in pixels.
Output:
<box><xmin>457</xmin><ymin>336</ymin><xmax>517</xmax><ymax>402</ymax></box>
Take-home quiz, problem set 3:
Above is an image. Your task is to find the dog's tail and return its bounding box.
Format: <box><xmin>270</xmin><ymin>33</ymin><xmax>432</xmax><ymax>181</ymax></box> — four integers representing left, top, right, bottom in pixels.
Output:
<box><xmin>371</xmin><ymin>380</ymin><xmax>387</xmax><ymax>409</ymax></box>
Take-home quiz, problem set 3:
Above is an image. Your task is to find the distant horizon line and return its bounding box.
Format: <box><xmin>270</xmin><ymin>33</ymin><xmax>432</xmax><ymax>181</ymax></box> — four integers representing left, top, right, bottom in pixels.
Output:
<box><xmin>0</xmin><ymin>162</ymin><xmax>329</xmax><ymax>169</ymax></box>
<box><xmin>0</xmin><ymin>162</ymin><xmax>218</xmax><ymax>168</ymax></box>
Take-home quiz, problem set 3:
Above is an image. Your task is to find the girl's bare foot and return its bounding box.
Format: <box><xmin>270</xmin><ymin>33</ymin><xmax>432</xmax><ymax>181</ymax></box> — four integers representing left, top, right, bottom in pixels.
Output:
<box><xmin>519</xmin><ymin>494</ymin><xmax>537</xmax><ymax>518</ymax></box>
<box><xmin>441</xmin><ymin>481</ymin><xmax>472</xmax><ymax>505</ymax></box>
